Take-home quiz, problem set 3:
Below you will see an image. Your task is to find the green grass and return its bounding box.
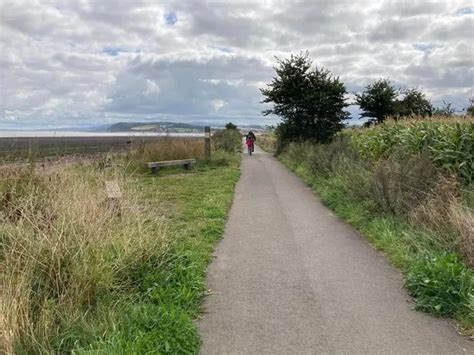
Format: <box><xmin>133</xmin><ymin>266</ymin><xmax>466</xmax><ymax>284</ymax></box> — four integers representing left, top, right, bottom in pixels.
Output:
<box><xmin>280</xmin><ymin>153</ymin><xmax>474</xmax><ymax>334</ymax></box>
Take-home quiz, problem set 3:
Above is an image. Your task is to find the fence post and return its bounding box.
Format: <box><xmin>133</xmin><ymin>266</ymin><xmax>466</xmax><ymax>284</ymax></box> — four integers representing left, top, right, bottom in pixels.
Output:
<box><xmin>205</xmin><ymin>126</ymin><xmax>211</xmax><ymax>159</ymax></box>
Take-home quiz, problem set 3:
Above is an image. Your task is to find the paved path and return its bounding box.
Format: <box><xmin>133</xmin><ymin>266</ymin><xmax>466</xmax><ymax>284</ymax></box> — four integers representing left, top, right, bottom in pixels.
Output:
<box><xmin>198</xmin><ymin>145</ymin><xmax>472</xmax><ymax>354</ymax></box>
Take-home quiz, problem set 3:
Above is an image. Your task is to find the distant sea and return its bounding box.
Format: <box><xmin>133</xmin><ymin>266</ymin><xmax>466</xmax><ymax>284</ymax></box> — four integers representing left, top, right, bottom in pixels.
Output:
<box><xmin>0</xmin><ymin>130</ymin><xmax>204</xmax><ymax>138</ymax></box>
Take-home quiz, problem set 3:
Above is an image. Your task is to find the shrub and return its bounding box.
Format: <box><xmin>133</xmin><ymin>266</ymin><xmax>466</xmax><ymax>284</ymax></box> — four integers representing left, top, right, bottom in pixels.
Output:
<box><xmin>363</xmin><ymin>153</ymin><xmax>439</xmax><ymax>215</ymax></box>
<box><xmin>225</xmin><ymin>122</ymin><xmax>238</xmax><ymax>130</ymax></box>
<box><xmin>212</xmin><ymin>129</ymin><xmax>242</xmax><ymax>153</ymax></box>
<box><xmin>306</xmin><ymin>137</ymin><xmax>359</xmax><ymax>176</ymax></box>
<box><xmin>406</xmin><ymin>253</ymin><xmax>473</xmax><ymax>317</ymax></box>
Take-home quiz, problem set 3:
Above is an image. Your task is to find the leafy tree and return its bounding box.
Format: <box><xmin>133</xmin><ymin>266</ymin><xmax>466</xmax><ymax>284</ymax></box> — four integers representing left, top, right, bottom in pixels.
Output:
<box><xmin>225</xmin><ymin>122</ymin><xmax>238</xmax><ymax>130</ymax></box>
<box><xmin>261</xmin><ymin>52</ymin><xmax>348</xmax><ymax>150</ymax></box>
<box><xmin>397</xmin><ymin>88</ymin><xmax>433</xmax><ymax>117</ymax></box>
<box><xmin>355</xmin><ymin>79</ymin><xmax>397</xmax><ymax>124</ymax></box>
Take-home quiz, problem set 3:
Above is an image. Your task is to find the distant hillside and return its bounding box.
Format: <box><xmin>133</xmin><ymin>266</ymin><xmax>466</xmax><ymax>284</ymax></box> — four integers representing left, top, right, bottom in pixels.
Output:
<box><xmin>107</xmin><ymin>121</ymin><xmax>266</xmax><ymax>133</ymax></box>
<box><xmin>107</xmin><ymin>122</ymin><xmax>205</xmax><ymax>132</ymax></box>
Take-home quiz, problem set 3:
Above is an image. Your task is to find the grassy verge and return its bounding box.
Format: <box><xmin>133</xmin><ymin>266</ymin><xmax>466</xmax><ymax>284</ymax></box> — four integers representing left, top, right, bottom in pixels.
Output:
<box><xmin>1</xmin><ymin>139</ymin><xmax>240</xmax><ymax>353</ymax></box>
<box><xmin>257</xmin><ymin>133</ymin><xmax>277</xmax><ymax>153</ymax></box>
<box><xmin>278</xmin><ymin>133</ymin><xmax>473</xmax><ymax>334</ymax></box>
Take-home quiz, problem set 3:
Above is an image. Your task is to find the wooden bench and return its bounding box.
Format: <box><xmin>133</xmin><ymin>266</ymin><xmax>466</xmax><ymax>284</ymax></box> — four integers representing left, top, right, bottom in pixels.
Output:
<box><xmin>147</xmin><ymin>159</ymin><xmax>196</xmax><ymax>174</ymax></box>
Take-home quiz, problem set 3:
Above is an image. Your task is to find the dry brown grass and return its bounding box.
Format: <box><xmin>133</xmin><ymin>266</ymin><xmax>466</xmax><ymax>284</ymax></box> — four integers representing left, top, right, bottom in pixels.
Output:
<box><xmin>0</xmin><ymin>165</ymin><xmax>167</xmax><ymax>353</ymax></box>
<box><xmin>409</xmin><ymin>177</ymin><xmax>474</xmax><ymax>266</ymax></box>
<box><xmin>257</xmin><ymin>134</ymin><xmax>277</xmax><ymax>153</ymax></box>
<box><xmin>134</xmin><ymin>137</ymin><xmax>204</xmax><ymax>163</ymax></box>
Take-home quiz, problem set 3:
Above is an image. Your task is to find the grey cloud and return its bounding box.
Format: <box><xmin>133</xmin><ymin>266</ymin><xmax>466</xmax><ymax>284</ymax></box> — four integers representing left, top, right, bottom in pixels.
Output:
<box><xmin>425</xmin><ymin>15</ymin><xmax>474</xmax><ymax>42</ymax></box>
<box><xmin>375</xmin><ymin>1</ymin><xmax>449</xmax><ymax>17</ymax></box>
<box><xmin>368</xmin><ymin>17</ymin><xmax>429</xmax><ymax>42</ymax></box>
<box><xmin>105</xmin><ymin>53</ymin><xmax>272</xmax><ymax>117</ymax></box>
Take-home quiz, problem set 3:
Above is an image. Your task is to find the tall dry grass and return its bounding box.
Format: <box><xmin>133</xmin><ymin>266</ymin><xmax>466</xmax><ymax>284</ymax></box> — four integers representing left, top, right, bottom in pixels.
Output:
<box><xmin>0</xmin><ymin>165</ymin><xmax>167</xmax><ymax>353</ymax></box>
<box><xmin>257</xmin><ymin>134</ymin><xmax>277</xmax><ymax>153</ymax></box>
<box><xmin>409</xmin><ymin>177</ymin><xmax>474</xmax><ymax>266</ymax></box>
<box><xmin>133</xmin><ymin>138</ymin><xmax>204</xmax><ymax>163</ymax></box>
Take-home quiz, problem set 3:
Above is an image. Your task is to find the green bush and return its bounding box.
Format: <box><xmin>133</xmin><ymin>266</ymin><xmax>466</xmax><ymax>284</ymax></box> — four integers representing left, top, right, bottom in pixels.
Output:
<box><xmin>406</xmin><ymin>253</ymin><xmax>473</xmax><ymax>316</ymax></box>
<box><xmin>213</xmin><ymin>129</ymin><xmax>242</xmax><ymax>153</ymax></box>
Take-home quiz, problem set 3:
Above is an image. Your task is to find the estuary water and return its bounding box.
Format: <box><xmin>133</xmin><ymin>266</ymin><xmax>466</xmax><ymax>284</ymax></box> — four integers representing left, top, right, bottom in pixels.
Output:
<box><xmin>0</xmin><ymin>130</ymin><xmax>205</xmax><ymax>138</ymax></box>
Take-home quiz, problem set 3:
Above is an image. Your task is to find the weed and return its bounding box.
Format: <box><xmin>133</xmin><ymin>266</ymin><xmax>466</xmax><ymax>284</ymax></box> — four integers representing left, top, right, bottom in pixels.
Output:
<box><xmin>406</xmin><ymin>253</ymin><xmax>473</xmax><ymax>317</ymax></box>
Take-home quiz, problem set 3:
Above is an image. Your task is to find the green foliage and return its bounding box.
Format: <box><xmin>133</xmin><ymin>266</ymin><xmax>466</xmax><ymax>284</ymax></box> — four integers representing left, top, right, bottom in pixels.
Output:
<box><xmin>397</xmin><ymin>88</ymin><xmax>433</xmax><ymax>117</ymax></box>
<box><xmin>356</xmin><ymin>78</ymin><xmax>398</xmax><ymax>124</ymax></box>
<box><xmin>356</xmin><ymin>80</ymin><xmax>433</xmax><ymax>124</ymax></box>
<box><xmin>406</xmin><ymin>253</ymin><xmax>473</xmax><ymax>316</ymax></box>
<box><xmin>213</xmin><ymin>128</ymin><xmax>242</xmax><ymax>153</ymax></box>
<box><xmin>225</xmin><ymin>122</ymin><xmax>238</xmax><ymax>130</ymax></box>
<box><xmin>345</xmin><ymin>120</ymin><xmax>474</xmax><ymax>183</ymax></box>
<box><xmin>261</xmin><ymin>52</ymin><xmax>349</xmax><ymax>150</ymax></box>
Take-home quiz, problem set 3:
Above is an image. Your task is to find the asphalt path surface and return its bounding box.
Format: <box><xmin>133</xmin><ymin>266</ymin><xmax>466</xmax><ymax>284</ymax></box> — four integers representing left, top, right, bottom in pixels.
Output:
<box><xmin>198</xmin><ymin>144</ymin><xmax>472</xmax><ymax>354</ymax></box>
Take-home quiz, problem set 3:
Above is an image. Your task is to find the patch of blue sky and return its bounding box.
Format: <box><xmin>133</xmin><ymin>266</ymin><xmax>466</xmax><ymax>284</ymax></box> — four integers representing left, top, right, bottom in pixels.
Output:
<box><xmin>102</xmin><ymin>47</ymin><xmax>141</xmax><ymax>56</ymax></box>
<box><xmin>164</xmin><ymin>11</ymin><xmax>178</xmax><ymax>25</ymax></box>
<box><xmin>413</xmin><ymin>43</ymin><xmax>436</xmax><ymax>52</ymax></box>
<box><xmin>455</xmin><ymin>7</ymin><xmax>473</xmax><ymax>16</ymax></box>
<box><xmin>103</xmin><ymin>47</ymin><xmax>123</xmax><ymax>56</ymax></box>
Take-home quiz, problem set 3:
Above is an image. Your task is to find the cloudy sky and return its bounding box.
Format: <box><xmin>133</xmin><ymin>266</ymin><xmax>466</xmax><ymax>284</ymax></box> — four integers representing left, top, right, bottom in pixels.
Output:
<box><xmin>1</xmin><ymin>0</ymin><xmax>473</xmax><ymax>129</ymax></box>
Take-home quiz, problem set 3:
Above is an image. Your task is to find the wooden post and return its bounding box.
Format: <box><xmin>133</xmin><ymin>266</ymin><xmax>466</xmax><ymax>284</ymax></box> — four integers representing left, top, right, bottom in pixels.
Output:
<box><xmin>105</xmin><ymin>180</ymin><xmax>122</xmax><ymax>216</ymax></box>
<box><xmin>205</xmin><ymin>126</ymin><xmax>211</xmax><ymax>159</ymax></box>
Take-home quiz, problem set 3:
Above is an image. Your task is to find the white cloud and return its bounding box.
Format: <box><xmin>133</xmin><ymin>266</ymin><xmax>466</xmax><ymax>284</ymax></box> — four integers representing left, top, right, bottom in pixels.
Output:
<box><xmin>212</xmin><ymin>99</ymin><xmax>226</xmax><ymax>112</ymax></box>
<box><xmin>0</xmin><ymin>0</ymin><xmax>473</xmax><ymax>128</ymax></box>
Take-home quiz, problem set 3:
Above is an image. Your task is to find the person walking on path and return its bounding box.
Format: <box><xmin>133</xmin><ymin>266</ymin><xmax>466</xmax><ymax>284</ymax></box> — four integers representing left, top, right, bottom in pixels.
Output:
<box><xmin>246</xmin><ymin>131</ymin><xmax>256</xmax><ymax>153</ymax></box>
